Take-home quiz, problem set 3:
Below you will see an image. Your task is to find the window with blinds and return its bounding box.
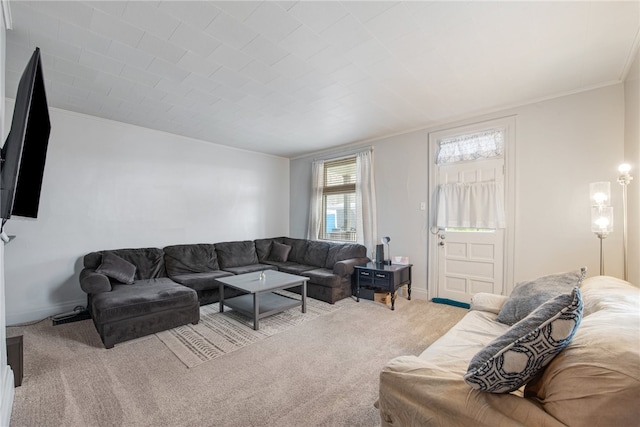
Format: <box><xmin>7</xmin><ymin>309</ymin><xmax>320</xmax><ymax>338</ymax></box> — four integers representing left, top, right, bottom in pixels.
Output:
<box><xmin>321</xmin><ymin>157</ymin><xmax>357</xmax><ymax>242</ymax></box>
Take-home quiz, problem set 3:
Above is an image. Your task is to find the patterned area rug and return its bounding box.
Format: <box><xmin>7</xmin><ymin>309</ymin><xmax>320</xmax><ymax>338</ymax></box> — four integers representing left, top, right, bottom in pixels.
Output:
<box><xmin>156</xmin><ymin>291</ymin><xmax>347</xmax><ymax>368</ymax></box>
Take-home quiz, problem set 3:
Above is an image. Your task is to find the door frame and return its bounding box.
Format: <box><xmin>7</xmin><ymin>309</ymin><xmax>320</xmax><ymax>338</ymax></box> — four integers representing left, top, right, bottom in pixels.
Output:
<box><xmin>427</xmin><ymin>116</ymin><xmax>517</xmax><ymax>299</ymax></box>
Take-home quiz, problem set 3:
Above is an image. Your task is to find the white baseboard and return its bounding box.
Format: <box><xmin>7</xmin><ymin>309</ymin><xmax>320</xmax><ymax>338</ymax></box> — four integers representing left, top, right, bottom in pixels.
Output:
<box><xmin>7</xmin><ymin>298</ymin><xmax>87</xmax><ymax>326</ymax></box>
<box><xmin>397</xmin><ymin>286</ymin><xmax>429</xmax><ymax>301</ymax></box>
<box><xmin>409</xmin><ymin>287</ymin><xmax>429</xmax><ymax>300</ymax></box>
<box><xmin>0</xmin><ymin>365</ymin><xmax>14</xmax><ymax>426</ymax></box>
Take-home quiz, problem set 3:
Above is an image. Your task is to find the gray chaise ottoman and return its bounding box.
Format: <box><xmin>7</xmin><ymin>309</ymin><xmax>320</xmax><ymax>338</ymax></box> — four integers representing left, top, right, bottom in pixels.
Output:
<box><xmin>81</xmin><ymin>248</ymin><xmax>200</xmax><ymax>348</ymax></box>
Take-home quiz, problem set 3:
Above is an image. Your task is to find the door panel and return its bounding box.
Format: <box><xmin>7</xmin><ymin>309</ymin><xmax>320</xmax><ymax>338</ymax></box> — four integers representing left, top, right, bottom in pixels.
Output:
<box><xmin>432</xmin><ymin>143</ymin><xmax>506</xmax><ymax>303</ymax></box>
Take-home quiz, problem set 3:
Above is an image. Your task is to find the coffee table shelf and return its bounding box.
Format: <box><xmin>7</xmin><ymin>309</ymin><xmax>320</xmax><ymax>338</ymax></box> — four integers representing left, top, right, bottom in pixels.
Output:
<box><xmin>218</xmin><ymin>270</ymin><xmax>308</xmax><ymax>330</ymax></box>
<box><xmin>223</xmin><ymin>292</ymin><xmax>302</xmax><ymax>321</ymax></box>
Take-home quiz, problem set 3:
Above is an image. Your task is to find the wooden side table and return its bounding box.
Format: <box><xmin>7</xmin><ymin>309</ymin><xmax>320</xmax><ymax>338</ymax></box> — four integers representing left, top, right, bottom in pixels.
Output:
<box><xmin>354</xmin><ymin>262</ymin><xmax>412</xmax><ymax>310</ymax></box>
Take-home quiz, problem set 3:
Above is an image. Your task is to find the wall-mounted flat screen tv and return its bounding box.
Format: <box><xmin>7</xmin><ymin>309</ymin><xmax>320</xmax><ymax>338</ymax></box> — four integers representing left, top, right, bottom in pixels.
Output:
<box><xmin>1</xmin><ymin>47</ymin><xmax>51</xmax><ymax>227</ymax></box>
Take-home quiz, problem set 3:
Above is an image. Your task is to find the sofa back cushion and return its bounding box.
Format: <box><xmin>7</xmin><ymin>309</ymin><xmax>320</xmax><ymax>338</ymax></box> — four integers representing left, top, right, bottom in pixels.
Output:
<box><xmin>163</xmin><ymin>244</ymin><xmax>219</xmax><ymax>277</ymax></box>
<box><xmin>254</xmin><ymin>237</ymin><xmax>284</xmax><ymax>262</ymax></box>
<box><xmin>215</xmin><ymin>240</ymin><xmax>259</xmax><ymax>269</ymax></box>
<box><xmin>303</xmin><ymin>240</ymin><xmax>330</xmax><ymax>268</ymax></box>
<box><xmin>325</xmin><ymin>243</ymin><xmax>367</xmax><ymax>269</ymax></box>
<box><xmin>282</xmin><ymin>238</ymin><xmax>308</xmax><ymax>264</ymax></box>
<box><xmin>84</xmin><ymin>248</ymin><xmax>167</xmax><ymax>280</ymax></box>
<box><xmin>525</xmin><ymin>279</ymin><xmax>640</xmax><ymax>426</ymax></box>
<box><xmin>579</xmin><ymin>275</ymin><xmax>639</xmax><ymax>316</ymax></box>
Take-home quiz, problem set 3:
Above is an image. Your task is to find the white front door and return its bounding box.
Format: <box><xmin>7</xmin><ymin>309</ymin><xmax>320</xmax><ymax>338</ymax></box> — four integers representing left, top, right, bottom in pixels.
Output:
<box><xmin>436</xmin><ymin>159</ymin><xmax>505</xmax><ymax>302</ymax></box>
<box><xmin>428</xmin><ymin>118</ymin><xmax>516</xmax><ymax>303</ymax></box>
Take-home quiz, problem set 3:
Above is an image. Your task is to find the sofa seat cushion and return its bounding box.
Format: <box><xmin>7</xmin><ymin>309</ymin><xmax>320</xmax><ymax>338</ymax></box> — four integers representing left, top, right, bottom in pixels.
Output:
<box><xmin>91</xmin><ymin>278</ymin><xmax>197</xmax><ymax>324</ymax></box>
<box><xmin>379</xmin><ymin>356</ymin><xmax>567</xmax><ymax>427</ymax></box>
<box><xmin>276</xmin><ymin>263</ymin><xmax>318</xmax><ymax>275</ymax></box>
<box><xmin>222</xmin><ymin>264</ymin><xmax>277</xmax><ymax>275</ymax></box>
<box><xmin>171</xmin><ymin>271</ymin><xmax>234</xmax><ymax>291</ymax></box>
<box><xmin>302</xmin><ymin>268</ymin><xmax>342</xmax><ymax>288</ymax></box>
<box><xmin>163</xmin><ymin>244</ymin><xmax>220</xmax><ymax>276</ymax></box>
<box><xmin>418</xmin><ymin>310</ymin><xmax>510</xmax><ymax>372</ymax></box>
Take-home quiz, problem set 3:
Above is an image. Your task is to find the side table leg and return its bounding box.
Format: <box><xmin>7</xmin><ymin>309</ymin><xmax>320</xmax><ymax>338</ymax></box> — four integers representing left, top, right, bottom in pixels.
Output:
<box><xmin>408</xmin><ymin>283</ymin><xmax>412</xmax><ymax>300</ymax></box>
<box><xmin>356</xmin><ymin>279</ymin><xmax>360</xmax><ymax>302</ymax></box>
<box><xmin>391</xmin><ymin>289</ymin><xmax>396</xmax><ymax>311</ymax></box>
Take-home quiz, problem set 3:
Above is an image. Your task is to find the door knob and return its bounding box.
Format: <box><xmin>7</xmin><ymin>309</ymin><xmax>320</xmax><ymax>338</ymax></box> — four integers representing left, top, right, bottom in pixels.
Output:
<box><xmin>439</xmin><ymin>241</ymin><xmax>445</xmax><ymax>246</ymax></box>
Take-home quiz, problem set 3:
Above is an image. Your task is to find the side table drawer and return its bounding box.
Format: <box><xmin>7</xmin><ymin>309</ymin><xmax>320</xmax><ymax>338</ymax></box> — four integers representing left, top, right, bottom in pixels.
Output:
<box><xmin>373</xmin><ymin>271</ymin><xmax>391</xmax><ymax>281</ymax></box>
<box><xmin>358</xmin><ymin>270</ymin><xmax>374</xmax><ymax>286</ymax></box>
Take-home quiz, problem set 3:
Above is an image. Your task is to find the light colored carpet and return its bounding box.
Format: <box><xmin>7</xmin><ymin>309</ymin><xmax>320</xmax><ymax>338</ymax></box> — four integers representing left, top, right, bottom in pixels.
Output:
<box><xmin>8</xmin><ymin>295</ymin><xmax>467</xmax><ymax>427</ymax></box>
<box><xmin>156</xmin><ymin>291</ymin><xmax>347</xmax><ymax>368</ymax></box>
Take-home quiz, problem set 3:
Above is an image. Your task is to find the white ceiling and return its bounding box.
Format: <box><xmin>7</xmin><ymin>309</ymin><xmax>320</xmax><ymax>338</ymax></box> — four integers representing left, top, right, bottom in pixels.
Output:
<box><xmin>5</xmin><ymin>1</ymin><xmax>640</xmax><ymax>158</ymax></box>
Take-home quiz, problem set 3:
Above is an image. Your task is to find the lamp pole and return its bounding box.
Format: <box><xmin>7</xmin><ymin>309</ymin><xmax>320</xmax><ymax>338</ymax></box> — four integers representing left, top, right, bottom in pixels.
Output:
<box><xmin>597</xmin><ymin>232</ymin><xmax>608</xmax><ymax>275</ymax></box>
<box><xmin>617</xmin><ymin>164</ymin><xmax>633</xmax><ymax>281</ymax></box>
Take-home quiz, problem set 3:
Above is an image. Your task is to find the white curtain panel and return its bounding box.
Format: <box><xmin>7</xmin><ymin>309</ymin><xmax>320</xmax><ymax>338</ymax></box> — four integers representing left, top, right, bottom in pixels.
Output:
<box><xmin>437</xmin><ymin>181</ymin><xmax>506</xmax><ymax>229</ymax></box>
<box><xmin>307</xmin><ymin>160</ymin><xmax>324</xmax><ymax>240</ymax></box>
<box><xmin>356</xmin><ymin>150</ymin><xmax>377</xmax><ymax>252</ymax></box>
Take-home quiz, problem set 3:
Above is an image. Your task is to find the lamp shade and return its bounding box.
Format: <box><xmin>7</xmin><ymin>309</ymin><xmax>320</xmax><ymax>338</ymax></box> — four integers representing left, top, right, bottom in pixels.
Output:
<box><xmin>591</xmin><ymin>206</ymin><xmax>613</xmax><ymax>234</ymax></box>
<box><xmin>589</xmin><ymin>182</ymin><xmax>611</xmax><ymax>206</ymax></box>
<box><xmin>618</xmin><ymin>163</ymin><xmax>631</xmax><ymax>174</ymax></box>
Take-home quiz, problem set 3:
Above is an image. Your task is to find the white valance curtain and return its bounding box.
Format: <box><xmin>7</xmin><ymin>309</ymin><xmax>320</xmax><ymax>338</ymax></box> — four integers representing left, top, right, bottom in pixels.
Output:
<box><xmin>437</xmin><ymin>129</ymin><xmax>504</xmax><ymax>164</ymax></box>
<box><xmin>436</xmin><ymin>181</ymin><xmax>506</xmax><ymax>229</ymax></box>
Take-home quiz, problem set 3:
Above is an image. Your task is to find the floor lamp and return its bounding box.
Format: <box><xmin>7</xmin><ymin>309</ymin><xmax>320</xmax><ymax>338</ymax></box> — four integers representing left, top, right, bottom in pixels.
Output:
<box><xmin>590</xmin><ymin>182</ymin><xmax>613</xmax><ymax>275</ymax></box>
<box><xmin>617</xmin><ymin>163</ymin><xmax>633</xmax><ymax>281</ymax></box>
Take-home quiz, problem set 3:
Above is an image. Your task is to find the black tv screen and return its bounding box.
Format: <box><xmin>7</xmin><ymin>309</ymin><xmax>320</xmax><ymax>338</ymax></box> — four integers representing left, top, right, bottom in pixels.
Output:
<box><xmin>1</xmin><ymin>47</ymin><xmax>51</xmax><ymax>222</ymax></box>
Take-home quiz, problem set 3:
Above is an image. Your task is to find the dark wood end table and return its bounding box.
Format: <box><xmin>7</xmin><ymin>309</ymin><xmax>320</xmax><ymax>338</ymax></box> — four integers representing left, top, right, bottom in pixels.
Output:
<box><xmin>354</xmin><ymin>262</ymin><xmax>412</xmax><ymax>310</ymax></box>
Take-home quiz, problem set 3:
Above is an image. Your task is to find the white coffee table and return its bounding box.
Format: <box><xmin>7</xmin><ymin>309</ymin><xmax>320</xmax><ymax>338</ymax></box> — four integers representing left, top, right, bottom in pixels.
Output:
<box><xmin>217</xmin><ymin>270</ymin><xmax>308</xmax><ymax>330</ymax></box>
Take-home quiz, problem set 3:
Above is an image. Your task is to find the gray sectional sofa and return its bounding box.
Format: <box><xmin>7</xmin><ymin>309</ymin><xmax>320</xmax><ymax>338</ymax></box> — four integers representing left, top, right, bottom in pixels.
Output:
<box><xmin>80</xmin><ymin>237</ymin><xmax>369</xmax><ymax>348</ymax></box>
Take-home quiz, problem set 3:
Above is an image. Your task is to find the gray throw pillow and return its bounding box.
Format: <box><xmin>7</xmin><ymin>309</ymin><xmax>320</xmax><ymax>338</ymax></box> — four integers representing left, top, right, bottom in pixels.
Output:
<box><xmin>95</xmin><ymin>252</ymin><xmax>136</xmax><ymax>284</ymax></box>
<box><xmin>268</xmin><ymin>242</ymin><xmax>291</xmax><ymax>262</ymax></box>
<box><xmin>464</xmin><ymin>287</ymin><xmax>583</xmax><ymax>393</ymax></box>
<box><xmin>496</xmin><ymin>267</ymin><xmax>586</xmax><ymax>325</ymax></box>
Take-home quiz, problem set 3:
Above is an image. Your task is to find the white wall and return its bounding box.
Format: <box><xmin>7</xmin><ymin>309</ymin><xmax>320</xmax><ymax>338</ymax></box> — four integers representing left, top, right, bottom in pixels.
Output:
<box><xmin>3</xmin><ymin>105</ymin><xmax>290</xmax><ymax>324</ymax></box>
<box><xmin>0</xmin><ymin>11</ymin><xmax>15</xmax><ymax>425</ymax></box>
<box><xmin>291</xmin><ymin>84</ymin><xmax>626</xmax><ymax>297</ymax></box>
<box><xmin>624</xmin><ymin>48</ymin><xmax>640</xmax><ymax>286</ymax></box>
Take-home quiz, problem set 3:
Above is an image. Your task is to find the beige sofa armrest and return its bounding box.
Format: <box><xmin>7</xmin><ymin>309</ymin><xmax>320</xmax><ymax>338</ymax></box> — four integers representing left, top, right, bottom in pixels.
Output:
<box><xmin>378</xmin><ymin>355</ymin><xmax>564</xmax><ymax>427</ymax></box>
<box><xmin>470</xmin><ymin>293</ymin><xmax>509</xmax><ymax>314</ymax></box>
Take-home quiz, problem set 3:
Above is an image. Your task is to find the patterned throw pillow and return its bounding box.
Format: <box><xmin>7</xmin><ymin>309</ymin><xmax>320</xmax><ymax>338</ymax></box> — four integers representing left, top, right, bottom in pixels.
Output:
<box><xmin>95</xmin><ymin>252</ymin><xmax>137</xmax><ymax>284</ymax></box>
<box><xmin>496</xmin><ymin>268</ymin><xmax>586</xmax><ymax>325</ymax></box>
<box><xmin>464</xmin><ymin>287</ymin><xmax>583</xmax><ymax>393</ymax></box>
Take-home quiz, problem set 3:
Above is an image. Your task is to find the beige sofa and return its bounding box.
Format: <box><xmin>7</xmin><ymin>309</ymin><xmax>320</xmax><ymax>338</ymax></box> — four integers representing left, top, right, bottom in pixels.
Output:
<box><xmin>377</xmin><ymin>276</ymin><xmax>640</xmax><ymax>426</ymax></box>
